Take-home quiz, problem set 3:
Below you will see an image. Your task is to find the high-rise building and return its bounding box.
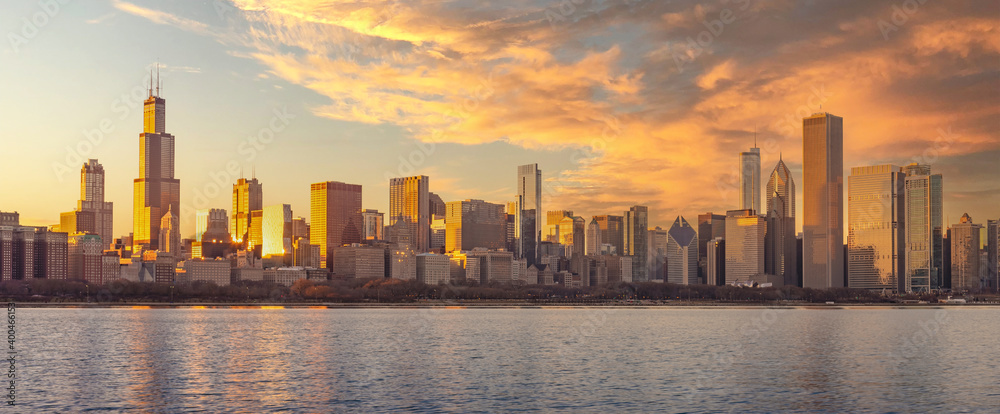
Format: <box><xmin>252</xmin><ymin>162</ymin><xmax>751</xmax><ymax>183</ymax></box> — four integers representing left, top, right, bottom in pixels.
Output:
<box><xmin>545</xmin><ymin>210</ymin><xmax>573</xmax><ymax>242</ymax></box>
<box><xmin>766</xmin><ymin>158</ymin><xmax>798</xmax><ymax>287</ymax></box>
<box><xmin>231</xmin><ymin>178</ymin><xmax>263</xmax><ymax>244</ymax></box>
<box><xmin>132</xmin><ymin>73</ymin><xmax>180</xmax><ymax>254</ymax></box>
<box><xmin>667</xmin><ymin>216</ymin><xmax>698</xmax><ymax>285</ymax></box>
<box><xmin>389</xmin><ymin>176</ymin><xmax>430</xmax><ymax>252</ymax></box>
<box><xmin>950</xmin><ymin>213</ymin><xmax>983</xmax><ymax>291</ymax></box>
<box><xmin>847</xmin><ymin>165</ymin><xmax>905</xmax><ymax>292</ymax></box>
<box><xmin>445</xmin><ymin>200</ymin><xmax>506</xmax><ymax>252</ymax></box>
<box><xmin>707</xmin><ymin>237</ymin><xmax>725</xmax><ymax>286</ymax></box>
<box><xmin>292</xmin><ymin>217</ymin><xmax>309</xmax><ymax>241</ymax></box>
<box><xmin>903</xmin><ymin>163</ymin><xmax>944</xmax><ymax>292</ymax></box>
<box><xmin>310</xmin><ymin>181</ymin><xmax>363</xmax><ymax>269</ymax></box>
<box><xmin>624</xmin><ymin>205</ymin><xmax>649</xmax><ymax>282</ymax></box>
<box><xmin>430</xmin><ymin>217</ymin><xmax>446</xmax><ymax>251</ymax></box>
<box><xmin>594</xmin><ymin>215</ymin><xmax>625</xmax><ymax>255</ymax></box>
<box><xmin>262</xmin><ymin>204</ymin><xmax>293</xmax><ymax>262</ymax></box>
<box><xmin>802</xmin><ymin>112</ymin><xmax>845</xmax><ymax>288</ymax></box>
<box><xmin>63</xmin><ymin>160</ymin><xmax>114</xmax><ymax>244</ymax></box>
<box><xmin>516</xmin><ymin>164</ymin><xmax>542</xmax><ymax>266</ymax></box>
<box><xmin>698</xmin><ymin>213</ymin><xmax>726</xmax><ymax>281</ymax></box>
<box><xmin>428</xmin><ymin>192</ymin><xmax>446</xmax><ymax>219</ymax></box>
<box><xmin>725</xmin><ymin>209</ymin><xmax>766</xmax><ymax>284</ymax></box>
<box><xmin>586</xmin><ymin>217</ymin><xmax>601</xmax><ymax>256</ymax></box>
<box><xmin>648</xmin><ymin>226</ymin><xmax>668</xmax><ymax>281</ymax></box>
<box><xmin>362</xmin><ymin>209</ymin><xmax>384</xmax><ymax>241</ymax></box>
<box><xmin>988</xmin><ymin>219</ymin><xmax>998</xmax><ymax>292</ymax></box>
<box><xmin>740</xmin><ymin>145</ymin><xmax>761</xmax><ymax>212</ymax></box>
<box><xmin>158</xmin><ymin>206</ymin><xmax>179</xmax><ymax>256</ymax></box>
<box><xmin>196</xmin><ymin>208</ymin><xmax>228</xmax><ymax>242</ymax></box>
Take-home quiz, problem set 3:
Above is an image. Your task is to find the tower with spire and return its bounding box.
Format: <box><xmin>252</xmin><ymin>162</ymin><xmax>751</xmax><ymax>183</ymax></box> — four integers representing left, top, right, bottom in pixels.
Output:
<box><xmin>766</xmin><ymin>155</ymin><xmax>797</xmax><ymax>286</ymax></box>
<box><xmin>133</xmin><ymin>64</ymin><xmax>180</xmax><ymax>254</ymax></box>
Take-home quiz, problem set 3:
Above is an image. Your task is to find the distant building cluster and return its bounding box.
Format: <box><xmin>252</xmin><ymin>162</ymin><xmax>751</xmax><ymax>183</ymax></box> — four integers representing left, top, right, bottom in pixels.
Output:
<box><xmin>2</xmin><ymin>77</ymin><xmax>997</xmax><ymax>293</ymax></box>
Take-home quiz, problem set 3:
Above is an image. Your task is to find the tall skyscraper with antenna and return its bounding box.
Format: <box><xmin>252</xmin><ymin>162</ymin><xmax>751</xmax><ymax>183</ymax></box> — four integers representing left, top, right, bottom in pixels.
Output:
<box><xmin>132</xmin><ymin>66</ymin><xmax>180</xmax><ymax>254</ymax></box>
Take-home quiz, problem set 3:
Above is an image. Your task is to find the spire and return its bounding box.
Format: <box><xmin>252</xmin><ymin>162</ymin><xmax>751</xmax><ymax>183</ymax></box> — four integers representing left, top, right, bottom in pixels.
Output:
<box><xmin>148</xmin><ymin>67</ymin><xmax>153</xmax><ymax>97</ymax></box>
<box><xmin>754</xmin><ymin>124</ymin><xmax>758</xmax><ymax>149</ymax></box>
<box><xmin>155</xmin><ymin>60</ymin><xmax>161</xmax><ymax>97</ymax></box>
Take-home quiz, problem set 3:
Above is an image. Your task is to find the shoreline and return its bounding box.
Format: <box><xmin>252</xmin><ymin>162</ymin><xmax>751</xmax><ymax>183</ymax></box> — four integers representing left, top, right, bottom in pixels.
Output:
<box><xmin>10</xmin><ymin>301</ymin><xmax>1000</xmax><ymax>309</ymax></box>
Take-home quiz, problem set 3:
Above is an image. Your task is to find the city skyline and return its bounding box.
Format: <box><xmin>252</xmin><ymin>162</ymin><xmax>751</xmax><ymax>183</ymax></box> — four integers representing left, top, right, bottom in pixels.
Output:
<box><xmin>1</xmin><ymin>1</ymin><xmax>996</xmax><ymax>241</ymax></box>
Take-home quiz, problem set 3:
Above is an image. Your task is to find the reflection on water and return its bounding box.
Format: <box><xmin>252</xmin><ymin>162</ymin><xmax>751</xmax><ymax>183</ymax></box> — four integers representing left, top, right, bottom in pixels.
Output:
<box><xmin>17</xmin><ymin>307</ymin><xmax>1000</xmax><ymax>412</ymax></box>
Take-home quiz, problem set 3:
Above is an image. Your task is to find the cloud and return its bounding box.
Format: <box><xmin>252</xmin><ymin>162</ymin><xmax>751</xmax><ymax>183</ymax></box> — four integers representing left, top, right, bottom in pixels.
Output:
<box><xmin>113</xmin><ymin>0</ymin><xmax>1000</xmax><ymax>228</ymax></box>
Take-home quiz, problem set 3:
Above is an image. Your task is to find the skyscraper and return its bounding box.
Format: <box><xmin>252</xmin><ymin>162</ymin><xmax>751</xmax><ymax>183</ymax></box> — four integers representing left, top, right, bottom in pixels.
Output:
<box><xmin>232</xmin><ymin>178</ymin><xmax>263</xmax><ymax>244</ymax></box>
<box><xmin>362</xmin><ymin>209</ymin><xmax>384</xmax><ymax>241</ymax></box>
<box><xmin>624</xmin><ymin>205</ymin><xmax>649</xmax><ymax>282</ymax></box>
<box><xmin>133</xmin><ymin>71</ymin><xmax>179</xmax><ymax>254</ymax></box>
<box><xmin>847</xmin><ymin>165</ymin><xmax>905</xmax><ymax>292</ymax></box>
<box><xmin>725</xmin><ymin>209</ymin><xmax>766</xmax><ymax>284</ymax></box>
<box><xmin>802</xmin><ymin>112</ymin><xmax>844</xmax><ymax>288</ymax></box>
<box><xmin>72</xmin><ymin>159</ymin><xmax>113</xmax><ymax>244</ymax></box>
<box><xmin>766</xmin><ymin>157</ymin><xmax>797</xmax><ymax>287</ymax></box>
<box><xmin>586</xmin><ymin>217</ymin><xmax>601</xmax><ymax>256</ymax></box>
<box><xmin>740</xmin><ymin>145</ymin><xmax>761</xmax><ymax>212</ymax></box>
<box><xmin>196</xmin><ymin>208</ymin><xmax>228</xmax><ymax>242</ymax></box>
<box><xmin>648</xmin><ymin>226</ymin><xmax>668</xmax><ymax>281</ymax></box>
<box><xmin>988</xmin><ymin>219</ymin><xmax>998</xmax><ymax>292</ymax></box>
<box><xmin>310</xmin><ymin>181</ymin><xmax>363</xmax><ymax>269</ymax></box>
<box><xmin>516</xmin><ymin>164</ymin><xmax>542</xmax><ymax>266</ymax></box>
<box><xmin>707</xmin><ymin>237</ymin><xmax>725</xmax><ymax>286</ymax></box>
<box><xmin>158</xmin><ymin>206</ymin><xmax>179</xmax><ymax>256</ymax></box>
<box><xmin>389</xmin><ymin>175</ymin><xmax>430</xmax><ymax>252</ymax></box>
<box><xmin>546</xmin><ymin>210</ymin><xmax>573</xmax><ymax>242</ymax></box>
<box><xmin>667</xmin><ymin>216</ymin><xmax>698</xmax><ymax>285</ymax></box>
<box><xmin>595</xmin><ymin>215</ymin><xmax>624</xmax><ymax>255</ymax></box>
<box><xmin>903</xmin><ymin>163</ymin><xmax>943</xmax><ymax>292</ymax></box>
<box><xmin>262</xmin><ymin>204</ymin><xmax>293</xmax><ymax>261</ymax></box>
<box><xmin>445</xmin><ymin>199</ymin><xmax>506</xmax><ymax>252</ymax></box>
<box><xmin>950</xmin><ymin>213</ymin><xmax>982</xmax><ymax>292</ymax></box>
<box><xmin>697</xmin><ymin>213</ymin><xmax>726</xmax><ymax>281</ymax></box>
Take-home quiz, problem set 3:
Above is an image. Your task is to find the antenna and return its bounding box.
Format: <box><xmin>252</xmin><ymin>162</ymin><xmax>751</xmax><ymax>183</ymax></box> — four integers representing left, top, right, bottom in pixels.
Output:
<box><xmin>754</xmin><ymin>124</ymin><xmax>757</xmax><ymax>148</ymax></box>
<box><xmin>148</xmin><ymin>67</ymin><xmax>153</xmax><ymax>97</ymax></box>
<box><xmin>156</xmin><ymin>60</ymin><xmax>160</xmax><ymax>96</ymax></box>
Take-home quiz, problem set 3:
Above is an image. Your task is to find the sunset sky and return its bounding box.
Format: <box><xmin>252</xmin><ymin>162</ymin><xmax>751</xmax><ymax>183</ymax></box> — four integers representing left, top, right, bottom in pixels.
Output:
<box><xmin>0</xmin><ymin>0</ymin><xmax>997</xmax><ymax>238</ymax></box>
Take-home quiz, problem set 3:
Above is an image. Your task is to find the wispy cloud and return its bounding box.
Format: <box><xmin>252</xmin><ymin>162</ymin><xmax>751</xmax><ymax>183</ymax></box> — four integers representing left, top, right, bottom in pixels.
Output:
<box><xmin>112</xmin><ymin>0</ymin><xmax>1000</xmax><ymax>226</ymax></box>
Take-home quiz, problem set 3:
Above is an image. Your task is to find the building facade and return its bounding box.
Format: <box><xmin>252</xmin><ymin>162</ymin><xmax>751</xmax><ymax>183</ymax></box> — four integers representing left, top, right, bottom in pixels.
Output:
<box><xmin>725</xmin><ymin>209</ymin><xmax>766</xmax><ymax>284</ymax></box>
<box><xmin>389</xmin><ymin>175</ymin><xmax>430</xmax><ymax>252</ymax></box>
<box><xmin>516</xmin><ymin>164</ymin><xmax>542</xmax><ymax>266</ymax></box>
<box><xmin>132</xmin><ymin>82</ymin><xmax>180</xmax><ymax>254</ymax></box>
<box><xmin>766</xmin><ymin>158</ymin><xmax>797</xmax><ymax>287</ymax></box>
<box><xmin>802</xmin><ymin>112</ymin><xmax>845</xmax><ymax>288</ymax></box>
<box><xmin>846</xmin><ymin>164</ymin><xmax>905</xmax><ymax>292</ymax></box>
<box><xmin>666</xmin><ymin>216</ymin><xmax>698</xmax><ymax>285</ymax></box>
<box><xmin>310</xmin><ymin>181</ymin><xmax>363</xmax><ymax>269</ymax></box>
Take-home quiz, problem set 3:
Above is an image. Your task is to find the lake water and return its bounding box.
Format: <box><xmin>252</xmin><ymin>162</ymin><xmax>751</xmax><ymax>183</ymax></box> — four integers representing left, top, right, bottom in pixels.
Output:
<box><xmin>14</xmin><ymin>306</ymin><xmax>1000</xmax><ymax>412</ymax></box>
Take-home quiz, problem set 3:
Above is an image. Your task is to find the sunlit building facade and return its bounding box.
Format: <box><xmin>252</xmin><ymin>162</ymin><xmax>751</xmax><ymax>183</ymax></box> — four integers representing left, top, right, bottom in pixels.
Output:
<box><xmin>624</xmin><ymin>205</ymin><xmax>649</xmax><ymax>282</ymax></box>
<box><xmin>725</xmin><ymin>209</ymin><xmax>766</xmax><ymax>284</ymax></box>
<box><xmin>595</xmin><ymin>215</ymin><xmax>625</xmax><ymax>257</ymax></box>
<box><xmin>132</xmin><ymin>83</ymin><xmax>179</xmax><ymax>254</ymax></box>
<box><xmin>310</xmin><ymin>181</ymin><xmax>363</xmax><ymax>269</ymax></box>
<box><xmin>516</xmin><ymin>164</ymin><xmax>542</xmax><ymax>266</ymax></box>
<box><xmin>231</xmin><ymin>178</ymin><xmax>263</xmax><ymax>244</ymax></box>
<box><xmin>846</xmin><ymin>165</ymin><xmax>905</xmax><ymax>291</ymax></box>
<box><xmin>445</xmin><ymin>199</ymin><xmax>506</xmax><ymax>252</ymax></box>
<box><xmin>263</xmin><ymin>204</ymin><xmax>293</xmax><ymax>262</ymax></box>
<box><xmin>802</xmin><ymin>112</ymin><xmax>845</xmax><ymax>288</ymax></box>
<box><xmin>389</xmin><ymin>175</ymin><xmax>430</xmax><ymax>252</ymax></box>
<box><xmin>903</xmin><ymin>163</ymin><xmax>943</xmax><ymax>292</ymax></box>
